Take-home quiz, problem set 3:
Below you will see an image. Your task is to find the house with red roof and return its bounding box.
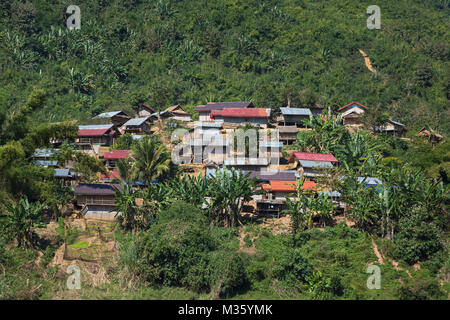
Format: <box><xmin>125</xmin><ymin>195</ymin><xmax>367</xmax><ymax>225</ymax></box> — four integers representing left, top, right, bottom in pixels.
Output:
<box><xmin>256</xmin><ymin>180</ymin><xmax>316</xmax><ymax>216</ymax></box>
<box><xmin>103</xmin><ymin>149</ymin><xmax>131</xmax><ymax>169</ymax></box>
<box><xmin>338</xmin><ymin>101</ymin><xmax>368</xmax><ymax>126</ymax></box>
<box><xmin>289</xmin><ymin>152</ymin><xmax>338</xmax><ymax>179</ymax></box>
<box><xmin>194</xmin><ymin>101</ymin><xmax>254</xmax><ymax>121</ymax></box>
<box><xmin>210</xmin><ymin>108</ymin><xmax>271</xmax><ymax>127</ymax></box>
<box><xmin>77</xmin><ymin>124</ymin><xmax>119</xmax><ymax>152</ymax></box>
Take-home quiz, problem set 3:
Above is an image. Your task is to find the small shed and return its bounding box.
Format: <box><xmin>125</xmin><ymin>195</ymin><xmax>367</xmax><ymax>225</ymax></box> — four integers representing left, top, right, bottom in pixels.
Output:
<box><xmin>338</xmin><ymin>101</ymin><xmax>368</xmax><ymax>126</ymax></box>
<box><xmin>94</xmin><ymin>111</ymin><xmax>131</xmax><ymax>127</ymax></box>
<box><xmin>138</xmin><ymin>104</ymin><xmax>156</xmax><ymax>117</ymax></box>
<box><xmin>374</xmin><ymin>120</ymin><xmax>407</xmax><ymax>137</ymax></box>
<box><xmin>278</xmin><ymin>108</ymin><xmax>312</xmax><ymax>127</ymax></box>
<box><xmin>278</xmin><ymin>126</ymin><xmax>298</xmax><ymax>145</ymax></box>
<box><xmin>122</xmin><ymin>117</ymin><xmax>152</xmax><ymax>134</ymax></box>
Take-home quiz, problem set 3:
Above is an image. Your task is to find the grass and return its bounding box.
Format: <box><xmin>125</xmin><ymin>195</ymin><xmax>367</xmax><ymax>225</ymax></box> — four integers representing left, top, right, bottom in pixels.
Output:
<box><xmin>69</xmin><ymin>241</ymin><xmax>90</xmax><ymax>249</ymax></box>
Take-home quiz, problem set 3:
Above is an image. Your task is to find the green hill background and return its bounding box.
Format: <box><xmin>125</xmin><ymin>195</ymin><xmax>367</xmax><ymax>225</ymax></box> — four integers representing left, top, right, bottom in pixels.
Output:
<box><xmin>0</xmin><ymin>0</ymin><xmax>448</xmax><ymax>133</ymax></box>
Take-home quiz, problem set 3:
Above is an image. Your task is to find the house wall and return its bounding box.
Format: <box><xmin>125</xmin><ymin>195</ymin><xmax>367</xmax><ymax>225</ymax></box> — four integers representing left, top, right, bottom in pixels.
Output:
<box><xmin>199</xmin><ymin>112</ymin><xmax>211</xmax><ymax>121</ymax></box>
<box><xmin>78</xmin><ymin>136</ymin><xmax>113</xmax><ymax>146</ymax></box>
<box><xmin>76</xmin><ymin>194</ymin><xmax>116</xmax><ymax>206</ymax></box>
<box><xmin>280</xmin><ymin>115</ymin><xmax>309</xmax><ymax>127</ymax></box>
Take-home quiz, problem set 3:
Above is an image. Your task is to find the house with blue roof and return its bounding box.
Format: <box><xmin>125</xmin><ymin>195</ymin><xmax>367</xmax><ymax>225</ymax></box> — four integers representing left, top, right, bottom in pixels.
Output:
<box><xmin>277</xmin><ymin>107</ymin><xmax>312</xmax><ymax>127</ymax></box>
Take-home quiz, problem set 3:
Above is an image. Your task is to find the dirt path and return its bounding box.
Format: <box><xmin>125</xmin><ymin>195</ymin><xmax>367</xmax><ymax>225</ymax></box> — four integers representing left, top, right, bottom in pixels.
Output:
<box><xmin>238</xmin><ymin>228</ymin><xmax>257</xmax><ymax>255</ymax></box>
<box><xmin>359</xmin><ymin>49</ymin><xmax>377</xmax><ymax>74</ymax></box>
<box><xmin>371</xmin><ymin>237</ymin><xmax>412</xmax><ymax>278</ymax></box>
<box><xmin>371</xmin><ymin>237</ymin><xmax>384</xmax><ymax>264</ymax></box>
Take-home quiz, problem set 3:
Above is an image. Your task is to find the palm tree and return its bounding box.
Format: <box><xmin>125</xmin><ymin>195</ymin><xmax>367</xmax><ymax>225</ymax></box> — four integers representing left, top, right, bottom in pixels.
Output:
<box><xmin>131</xmin><ymin>137</ymin><xmax>171</xmax><ymax>186</ymax></box>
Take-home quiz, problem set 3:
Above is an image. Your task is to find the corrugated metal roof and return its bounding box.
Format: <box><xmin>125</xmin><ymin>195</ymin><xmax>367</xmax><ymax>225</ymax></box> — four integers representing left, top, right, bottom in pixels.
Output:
<box><xmin>211</xmin><ymin>108</ymin><xmax>270</xmax><ymax>118</ymax></box>
<box><xmin>298</xmin><ymin>160</ymin><xmax>333</xmax><ymax>169</ymax></box>
<box><xmin>262</xmin><ymin>180</ymin><xmax>316</xmax><ymax>192</ymax></box>
<box><xmin>224</xmin><ymin>158</ymin><xmax>269</xmax><ymax>166</ymax></box>
<box><xmin>389</xmin><ymin>120</ymin><xmax>405</xmax><ymax>127</ymax></box>
<box><xmin>194</xmin><ymin>121</ymin><xmax>223</xmax><ymax>128</ymax></box>
<box><xmin>34</xmin><ymin>160</ymin><xmax>58</xmax><ymax>167</ymax></box>
<box><xmin>259</xmin><ymin>141</ymin><xmax>284</xmax><ymax>148</ymax></box>
<box><xmin>195</xmin><ymin>101</ymin><xmax>253</xmax><ymax>112</ymax></box>
<box><xmin>278</xmin><ymin>126</ymin><xmax>298</xmax><ymax>133</ymax></box>
<box><xmin>54</xmin><ymin>168</ymin><xmax>73</xmax><ymax>177</ymax></box>
<box><xmin>33</xmin><ymin>148</ymin><xmax>58</xmax><ymax>158</ymax></box>
<box><xmin>290</xmin><ymin>152</ymin><xmax>338</xmax><ymax>163</ymax></box>
<box><xmin>104</xmin><ymin>150</ymin><xmax>130</xmax><ymax>160</ymax></box>
<box><xmin>243</xmin><ymin>170</ymin><xmax>296</xmax><ymax>181</ymax></box>
<box><xmin>74</xmin><ymin>183</ymin><xmax>122</xmax><ymax>195</ymax></box>
<box><xmin>123</xmin><ymin>117</ymin><xmax>150</xmax><ymax>126</ymax></box>
<box><xmin>79</xmin><ymin>124</ymin><xmax>113</xmax><ymax>129</ymax></box>
<box><xmin>280</xmin><ymin>108</ymin><xmax>312</xmax><ymax>116</ymax></box>
<box><xmin>95</xmin><ymin>111</ymin><xmax>127</xmax><ymax>118</ymax></box>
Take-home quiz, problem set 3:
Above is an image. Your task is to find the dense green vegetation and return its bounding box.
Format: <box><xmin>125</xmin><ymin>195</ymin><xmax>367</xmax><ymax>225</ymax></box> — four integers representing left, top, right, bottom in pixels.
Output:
<box><xmin>0</xmin><ymin>0</ymin><xmax>448</xmax><ymax>133</ymax></box>
<box><xmin>0</xmin><ymin>0</ymin><xmax>448</xmax><ymax>300</ymax></box>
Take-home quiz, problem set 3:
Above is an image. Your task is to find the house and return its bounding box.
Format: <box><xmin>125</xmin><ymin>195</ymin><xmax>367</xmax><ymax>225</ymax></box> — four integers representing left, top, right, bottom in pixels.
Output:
<box><xmin>194</xmin><ymin>101</ymin><xmax>254</xmax><ymax>121</ymax></box>
<box><xmin>278</xmin><ymin>108</ymin><xmax>312</xmax><ymax>127</ymax></box>
<box><xmin>223</xmin><ymin>157</ymin><xmax>269</xmax><ymax>171</ymax></box>
<box><xmin>310</xmin><ymin>104</ymin><xmax>325</xmax><ymax>117</ymax></box>
<box><xmin>33</xmin><ymin>148</ymin><xmax>58</xmax><ymax>167</ymax></box>
<box><xmin>150</xmin><ymin>105</ymin><xmax>192</xmax><ymax>122</ymax></box>
<box><xmin>138</xmin><ymin>104</ymin><xmax>156</xmax><ymax>117</ymax></box>
<box><xmin>244</xmin><ymin>170</ymin><xmax>297</xmax><ymax>182</ymax></box>
<box><xmin>74</xmin><ymin>183</ymin><xmax>122</xmax><ymax>220</ymax></box>
<box><xmin>77</xmin><ymin>124</ymin><xmax>118</xmax><ymax>149</ymax></box>
<box><xmin>103</xmin><ymin>149</ymin><xmax>130</xmax><ymax>169</ymax></box>
<box><xmin>374</xmin><ymin>120</ymin><xmax>407</xmax><ymax>137</ymax></box>
<box><xmin>99</xmin><ymin>171</ymin><xmax>121</xmax><ymax>183</ymax></box>
<box><xmin>258</xmin><ymin>141</ymin><xmax>283</xmax><ymax>166</ymax></box>
<box><xmin>210</xmin><ymin>108</ymin><xmax>271</xmax><ymax>127</ymax></box>
<box><xmin>54</xmin><ymin>168</ymin><xmax>76</xmax><ymax>185</ymax></box>
<box><xmin>190</xmin><ymin>136</ymin><xmax>230</xmax><ymax>164</ymax></box>
<box><xmin>318</xmin><ymin>190</ymin><xmax>344</xmax><ymax>212</ymax></box>
<box><xmin>94</xmin><ymin>111</ymin><xmax>131</xmax><ymax>127</ymax></box>
<box><xmin>278</xmin><ymin>126</ymin><xmax>298</xmax><ymax>145</ymax></box>
<box><xmin>418</xmin><ymin>127</ymin><xmax>444</xmax><ymax>143</ymax></box>
<box><xmin>257</xmin><ymin>180</ymin><xmax>316</xmax><ymax>216</ymax></box>
<box><xmin>338</xmin><ymin>101</ymin><xmax>368</xmax><ymax>126</ymax></box>
<box><xmin>121</xmin><ymin>117</ymin><xmax>152</xmax><ymax>134</ymax></box>
<box><xmin>289</xmin><ymin>152</ymin><xmax>338</xmax><ymax>180</ymax></box>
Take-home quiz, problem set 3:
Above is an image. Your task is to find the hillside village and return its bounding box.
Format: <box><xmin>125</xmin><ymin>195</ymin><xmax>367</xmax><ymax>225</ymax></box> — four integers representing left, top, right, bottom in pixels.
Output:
<box><xmin>32</xmin><ymin>100</ymin><xmax>412</xmax><ymax>222</ymax></box>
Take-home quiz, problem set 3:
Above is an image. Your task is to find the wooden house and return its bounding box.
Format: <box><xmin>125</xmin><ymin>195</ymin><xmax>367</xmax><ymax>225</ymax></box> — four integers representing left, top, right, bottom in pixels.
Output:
<box><xmin>210</xmin><ymin>108</ymin><xmax>271</xmax><ymax>127</ymax></box>
<box><xmin>74</xmin><ymin>183</ymin><xmax>122</xmax><ymax>220</ymax></box>
<box><xmin>338</xmin><ymin>101</ymin><xmax>368</xmax><ymax>126</ymax></box>
<box><xmin>94</xmin><ymin>111</ymin><xmax>131</xmax><ymax>127</ymax></box>
<box><xmin>418</xmin><ymin>127</ymin><xmax>444</xmax><ymax>143</ymax></box>
<box><xmin>138</xmin><ymin>104</ymin><xmax>156</xmax><ymax>117</ymax></box>
<box><xmin>278</xmin><ymin>108</ymin><xmax>312</xmax><ymax>127</ymax></box>
<box><xmin>150</xmin><ymin>105</ymin><xmax>192</xmax><ymax>122</ymax></box>
<box><xmin>258</xmin><ymin>141</ymin><xmax>283</xmax><ymax>166</ymax></box>
<box><xmin>77</xmin><ymin>124</ymin><xmax>118</xmax><ymax>147</ymax></box>
<box><xmin>33</xmin><ymin>148</ymin><xmax>59</xmax><ymax>168</ymax></box>
<box><xmin>195</xmin><ymin>101</ymin><xmax>254</xmax><ymax>121</ymax></box>
<box><xmin>223</xmin><ymin>157</ymin><xmax>269</xmax><ymax>171</ymax></box>
<box><xmin>278</xmin><ymin>126</ymin><xmax>298</xmax><ymax>145</ymax></box>
<box><xmin>374</xmin><ymin>120</ymin><xmax>407</xmax><ymax>137</ymax></box>
<box><xmin>103</xmin><ymin>149</ymin><xmax>130</xmax><ymax>169</ymax></box>
<box><xmin>257</xmin><ymin>180</ymin><xmax>316</xmax><ymax>216</ymax></box>
<box><xmin>289</xmin><ymin>152</ymin><xmax>338</xmax><ymax>180</ymax></box>
<box><xmin>54</xmin><ymin>168</ymin><xmax>76</xmax><ymax>185</ymax></box>
<box><xmin>121</xmin><ymin>117</ymin><xmax>152</xmax><ymax>134</ymax></box>
<box><xmin>190</xmin><ymin>136</ymin><xmax>230</xmax><ymax>164</ymax></box>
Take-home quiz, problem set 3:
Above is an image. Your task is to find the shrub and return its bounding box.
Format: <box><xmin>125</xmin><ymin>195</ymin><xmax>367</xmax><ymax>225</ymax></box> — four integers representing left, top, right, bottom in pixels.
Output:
<box><xmin>271</xmin><ymin>248</ymin><xmax>313</xmax><ymax>288</ymax></box>
<box><xmin>394</xmin><ymin>209</ymin><xmax>444</xmax><ymax>265</ymax></box>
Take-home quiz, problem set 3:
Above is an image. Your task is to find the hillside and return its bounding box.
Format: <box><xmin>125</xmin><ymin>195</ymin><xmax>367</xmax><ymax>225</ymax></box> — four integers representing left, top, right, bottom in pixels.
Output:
<box><xmin>0</xmin><ymin>0</ymin><xmax>449</xmax><ymax>133</ymax></box>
